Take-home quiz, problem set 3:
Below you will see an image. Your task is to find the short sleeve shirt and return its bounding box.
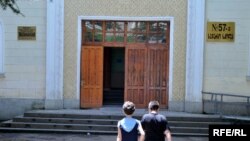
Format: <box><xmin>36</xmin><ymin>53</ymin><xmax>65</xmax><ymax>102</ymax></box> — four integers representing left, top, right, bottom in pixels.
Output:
<box><xmin>141</xmin><ymin>113</ymin><xmax>170</xmax><ymax>141</ymax></box>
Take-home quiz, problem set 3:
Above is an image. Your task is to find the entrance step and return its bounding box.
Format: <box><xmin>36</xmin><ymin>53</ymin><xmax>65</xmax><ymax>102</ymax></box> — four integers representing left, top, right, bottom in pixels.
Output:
<box><xmin>103</xmin><ymin>89</ymin><xmax>124</xmax><ymax>105</ymax></box>
<box><xmin>0</xmin><ymin>111</ymin><xmax>237</xmax><ymax>136</ymax></box>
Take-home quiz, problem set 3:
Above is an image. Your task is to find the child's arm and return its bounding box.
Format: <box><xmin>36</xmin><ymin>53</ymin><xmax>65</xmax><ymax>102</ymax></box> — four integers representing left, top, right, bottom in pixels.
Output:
<box><xmin>164</xmin><ymin>129</ymin><xmax>172</xmax><ymax>141</ymax></box>
<box><xmin>116</xmin><ymin>127</ymin><xmax>122</xmax><ymax>141</ymax></box>
<box><xmin>116</xmin><ymin>121</ymin><xmax>122</xmax><ymax>141</ymax></box>
<box><xmin>138</xmin><ymin>121</ymin><xmax>145</xmax><ymax>141</ymax></box>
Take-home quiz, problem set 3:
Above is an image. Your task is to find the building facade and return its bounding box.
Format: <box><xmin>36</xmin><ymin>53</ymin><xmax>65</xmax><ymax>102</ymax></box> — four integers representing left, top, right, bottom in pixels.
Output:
<box><xmin>203</xmin><ymin>0</ymin><xmax>250</xmax><ymax>115</ymax></box>
<box><xmin>0</xmin><ymin>0</ymin><xmax>249</xmax><ymax>120</ymax></box>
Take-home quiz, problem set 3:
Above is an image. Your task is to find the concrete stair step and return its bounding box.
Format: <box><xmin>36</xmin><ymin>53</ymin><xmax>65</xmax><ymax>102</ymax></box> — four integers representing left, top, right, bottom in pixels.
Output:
<box><xmin>90</xmin><ymin>89</ymin><xmax>125</xmax><ymax>105</ymax></box>
<box><xmin>23</xmin><ymin>113</ymin><xmax>125</xmax><ymax>120</ymax></box>
<box><xmin>0</xmin><ymin>127</ymin><xmax>209</xmax><ymax>136</ymax></box>
<box><xmin>167</xmin><ymin>117</ymin><xmax>224</xmax><ymax>122</ymax></box>
<box><xmin>172</xmin><ymin>132</ymin><xmax>208</xmax><ymax>137</ymax></box>
<box><xmin>23</xmin><ymin>112</ymin><xmax>224</xmax><ymax>122</ymax></box>
<box><xmin>171</xmin><ymin>127</ymin><xmax>208</xmax><ymax>134</ymax></box>
<box><xmin>13</xmin><ymin>116</ymin><xmax>231</xmax><ymax>128</ymax></box>
<box><xmin>13</xmin><ymin>116</ymin><xmax>118</xmax><ymax>125</ymax></box>
<box><xmin>2</xmin><ymin>122</ymin><xmax>117</xmax><ymax>131</ymax></box>
<box><xmin>0</xmin><ymin>127</ymin><xmax>117</xmax><ymax>135</ymax></box>
<box><xmin>169</xmin><ymin>121</ymin><xmax>231</xmax><ymax>127</ymax></box>
<box><xmin>0</xmin><ymin>111</ymin><xmax>236</xmax><ymax>136</ymax></box>
<box><xmin>0</xmin><ymin>121</ymin><xmax>211</xmax><ymax>134</ymax></box>
<box><xmin>0</xmin><ymin>120</ymin><xmax>12</xmax><ymax>127</ymax></box>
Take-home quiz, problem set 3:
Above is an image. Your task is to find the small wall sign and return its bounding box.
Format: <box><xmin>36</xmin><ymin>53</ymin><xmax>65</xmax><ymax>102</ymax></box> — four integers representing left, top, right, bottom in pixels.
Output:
<box><xmin>207</xmin><ymin>22</ymin><xmax>235</xmax><ymax>42</ymax></box>
<box><xmin>18</xmin><ymin>26</ymin><xmax>36</xmax><ymax>40</ymax></box>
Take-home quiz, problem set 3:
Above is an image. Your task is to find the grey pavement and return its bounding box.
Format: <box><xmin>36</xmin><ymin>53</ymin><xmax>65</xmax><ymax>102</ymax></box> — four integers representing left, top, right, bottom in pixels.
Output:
<box><xmin>0</xmin><ymin>133</ymin><xmax>208</xmax><ymax>141</ymax></box>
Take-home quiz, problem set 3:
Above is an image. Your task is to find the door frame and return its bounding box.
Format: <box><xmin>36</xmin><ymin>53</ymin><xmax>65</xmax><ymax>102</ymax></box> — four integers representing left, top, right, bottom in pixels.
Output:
<box><xmin>76</xmin><ymin>16</ymin><xmax>174</xmax><ymax>107</ymax></box>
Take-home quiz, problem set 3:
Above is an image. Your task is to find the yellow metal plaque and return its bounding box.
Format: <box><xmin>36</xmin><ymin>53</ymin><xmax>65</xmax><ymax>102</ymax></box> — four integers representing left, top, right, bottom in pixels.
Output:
<box><xmin>207</xmin><ymin>22</ymin><xmax>235</xmax><ymax>42</ymax></box>
<box><xmin>18</xmin><ymin>26</ymin><xmax>36</xmax><ymax>40</ymax></box>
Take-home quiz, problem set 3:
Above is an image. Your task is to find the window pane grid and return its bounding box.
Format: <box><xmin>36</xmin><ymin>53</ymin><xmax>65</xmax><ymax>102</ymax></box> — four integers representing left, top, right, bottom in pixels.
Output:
<box><xmin>82</xmin><ymin>20</ymin><xmax>169</xmax><ymax>45</ymax></box>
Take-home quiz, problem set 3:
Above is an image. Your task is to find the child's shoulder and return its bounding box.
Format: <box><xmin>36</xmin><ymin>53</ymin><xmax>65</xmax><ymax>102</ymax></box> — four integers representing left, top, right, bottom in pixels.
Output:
<box><xmin>135</xmin><ymin>119</ymin><xmax>141</xmax><ymax>124</ymax></box>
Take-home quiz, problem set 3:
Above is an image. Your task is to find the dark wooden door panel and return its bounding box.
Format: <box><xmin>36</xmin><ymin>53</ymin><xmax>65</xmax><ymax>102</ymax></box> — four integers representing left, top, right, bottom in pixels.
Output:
<box><xmin>81</xmin><ymin>46</ymin><xmax>103</xmax><ymax>108</ymax></box>
<box><xmin>125</xmin><ymin>46</ymin><xmax>147</xmax><ymax>107</ymax></box>
<box><xmin>147</xmin><ymin>47</ymin><xmax>169</xmax><ymax>108</ymax></box>
<box><xmin>125</xmin><ymin>45</ymin><xmax>169</xmax><ymax>108</ymax></box>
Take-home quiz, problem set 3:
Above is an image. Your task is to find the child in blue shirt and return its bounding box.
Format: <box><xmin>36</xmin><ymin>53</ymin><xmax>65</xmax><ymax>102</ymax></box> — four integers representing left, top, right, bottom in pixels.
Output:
<box><xmin>117</xmin><ymin>101</ymin><xmax>145</xmax><ymax>141</ymax></box>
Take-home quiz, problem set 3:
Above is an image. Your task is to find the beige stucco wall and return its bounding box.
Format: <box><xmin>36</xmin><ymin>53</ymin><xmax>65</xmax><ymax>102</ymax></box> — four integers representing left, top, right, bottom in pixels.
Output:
<box><xmin>204</xmin><ymin>0</ymin><xmax>250</xmax><ymax>96</ymax></box>
<box><xmin>0</xmin><ymin>1</ymin><xmax>46</xmax><ymax>99</ymax></box>
<box><xmin>64</xmin><ymin>0</ymin><xmax>187</xmax><ymax>102</ymax></box>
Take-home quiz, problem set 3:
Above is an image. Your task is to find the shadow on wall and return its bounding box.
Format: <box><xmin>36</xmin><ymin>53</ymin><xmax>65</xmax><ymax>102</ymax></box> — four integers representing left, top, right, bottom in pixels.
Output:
<box><xmin>0</xmin><ymin>98</ymin><xmax>44</xmax><ymax>120</ymax></box>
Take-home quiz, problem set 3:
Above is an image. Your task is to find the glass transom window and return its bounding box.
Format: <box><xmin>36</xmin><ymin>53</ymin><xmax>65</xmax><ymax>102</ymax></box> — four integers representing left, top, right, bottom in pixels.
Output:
<box><xmin>82</xmin><ymin>20</ymin><xmax>170</xmax><ymax>45</ymax></box>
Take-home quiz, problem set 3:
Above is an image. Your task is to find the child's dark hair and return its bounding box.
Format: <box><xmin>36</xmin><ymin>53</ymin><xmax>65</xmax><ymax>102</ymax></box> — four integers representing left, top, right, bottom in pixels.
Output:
<box><xmin>148</xmin><ymin>100</ymin><xmax>160</xmax><ymax>111</ymax></box>
<box><xmin>122</xmin><ymin>101</ymin><xmax>135</xmax><ymax>115</ymax></box>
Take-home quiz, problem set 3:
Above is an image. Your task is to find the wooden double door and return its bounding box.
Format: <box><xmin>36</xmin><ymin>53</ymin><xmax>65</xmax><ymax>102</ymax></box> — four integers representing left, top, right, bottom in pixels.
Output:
<box><xmin>80</xmin><ymin>45</ymin><xmax>169</xmax><ymax>108</ymax></box>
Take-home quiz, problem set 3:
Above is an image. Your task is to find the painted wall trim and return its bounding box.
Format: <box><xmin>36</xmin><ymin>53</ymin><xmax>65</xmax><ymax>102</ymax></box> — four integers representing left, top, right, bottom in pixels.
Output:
<box><xmin>45</xmin><ymin>0</ymin><xmax>64</xmax><ymax>109</ymax></box>
<box><xmin>0</xmin><ymin>19</ymin><xmax>4</xmax><ymax>76</ymax></box>
<box><xmin>77</xmin><ymin>16</ymin><xmax>175</xmax><ymax>103</ymax></box>
<box><xmin>185</xmin><ymin>0</ymin><xmax>205</xmax><ymax>111</ymax></box>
